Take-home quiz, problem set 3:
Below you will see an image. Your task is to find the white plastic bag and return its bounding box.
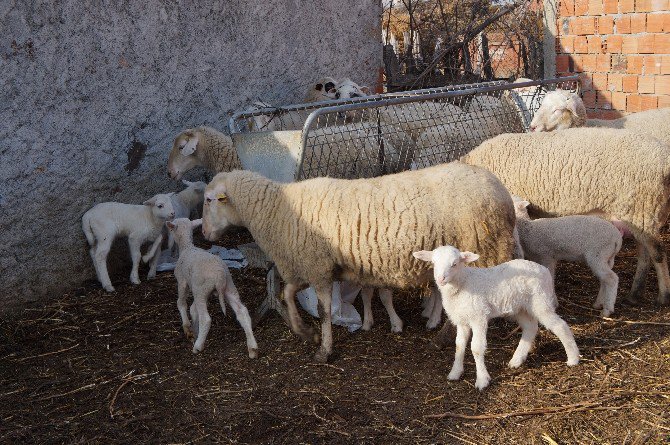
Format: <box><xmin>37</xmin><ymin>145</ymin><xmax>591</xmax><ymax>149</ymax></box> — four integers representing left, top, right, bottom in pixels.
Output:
<box><xmin>155</xmin><ymin>246</ymin><xmax>248</xmax><ymax>272</ymax></box>
<box><xmin>297</xmin><ymin>282</ymin><xmax>363</xmax><ymax>332</ymax></box>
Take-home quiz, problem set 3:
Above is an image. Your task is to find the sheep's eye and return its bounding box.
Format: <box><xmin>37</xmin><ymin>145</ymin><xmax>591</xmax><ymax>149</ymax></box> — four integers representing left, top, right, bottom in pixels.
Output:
<box><xmin>452</xmin><ymin>262</ymin><xmax>457</xmax><ymax>267</ymax></box>
<box><xmin>335</xmin><ymin>92</ymin><xmax>341</xmax><ymax>99</ymax></box>
<box><xmin>206</xmin><ymin>197</ymin><xmax>212</xmax><ymax>203</ymax></box>
<box><xmin>158</xmin><ymin>204</ymin><xmax>163</xmax><ymax>209</ymax></box>
<box><xmin>218</xmin><ymin>197</ymin><xmax>226</xmax><ymax>203</ymax></box>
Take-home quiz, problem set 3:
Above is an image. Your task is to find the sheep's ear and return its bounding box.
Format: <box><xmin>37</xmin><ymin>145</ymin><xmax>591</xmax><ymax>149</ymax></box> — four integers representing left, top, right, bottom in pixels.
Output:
<box><xmin>324</xmin><ymin>81</ymin><xmax>335</xmax><ymax>92</ymax></box>
<box><xmin>516</xmin><ymin>200</ymin><xmax>530</xmax><ymax>210</ymax></box>
<box><xmin>182</xmin><ymin>179</ymin><xmax>193</xmax><ymax>187</ymax></box>
<box><xmin>166</xmin><ymin>221</ymin><xmax>176</xmax><ymax>230</ymax></box>
<box><xmin>413</xmin><ymin>250</ymin><xmax>433</xmax><ymax>263</ymax></box>
<box><xmin>191</xmin><ymin>219</ymin><xmax>203</xmax><ymax>229</ymax></box>
<box><xmin>181</xmin><ymin>136</ymin><xmax>198</xmax><ymax>156</ymax></box>
<box><xmin>315</xmin><ymin>82</ymin><xmax>323</xmax><ymax>91</ymax></box>
<box><xmin>565</xmin><ymin>96</ymin><xmax>582</xmax><ymax>117</ymax></box>
<box><xmin>460</xmin><ymin>251</ymin><xmax>480</xmax><ymax>263</ymax></box>
<box><xmin>360</xmin><ymin>85</ymin><xmax>371</xmax><ymax>95</ymax></box>
<box><xmin>143</xmin><ymin>197</ymin><xmax>157</xmax><ymax>206</ymax></box>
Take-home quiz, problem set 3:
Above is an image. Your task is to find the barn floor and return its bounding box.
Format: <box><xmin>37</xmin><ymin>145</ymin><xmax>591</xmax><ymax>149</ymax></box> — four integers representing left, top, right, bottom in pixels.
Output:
<box><xmin>1</xmin><ymin>230</ymin><xmax>669</xmax><ymax>444</ymax></box>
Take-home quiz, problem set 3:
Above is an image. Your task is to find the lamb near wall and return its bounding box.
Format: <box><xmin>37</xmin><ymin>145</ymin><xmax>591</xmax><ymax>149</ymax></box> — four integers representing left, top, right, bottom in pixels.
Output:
<box><xmin>414</xmin><ymin>245</ymin><xmax>580</xmax><ymax>390</ymax></box>
<box><xmin>167</xmin><ymin>126</ymin><xmax>241</xmax><ymax>180</ymax></box>
<box><xmin>513</xmin><ymin>196</ymin><xmax>622</xmax><ymax>316</ymax></box>
<box><xmin>81</xmin><ymin>193</ymin><xmax>176</xmax><ymax>292</ymax></box>
<box><xmin>200</xmin><ymin>162</ymin><xmax>517</xmax><ymax>362</ymax></box>
<box><xmin>462</xmin><ymin>128</ymin><xmax>670</xmax><ymax>305</ymax></box>
<box><xmin>167</xmin><ymin>218</ymin><xmax>258</xmax><ymax>357</ymax></box>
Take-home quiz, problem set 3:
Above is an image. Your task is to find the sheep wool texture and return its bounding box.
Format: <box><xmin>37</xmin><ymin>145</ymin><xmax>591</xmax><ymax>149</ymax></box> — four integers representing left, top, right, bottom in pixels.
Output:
<box><xmin>462</xmin><ymin>128</ymin><xmax>670</xmax><ymax>236</ymax></box>
<box><xmin>215</xmin><ymin>162</ymin><xmax>516</xmax><ymax>289</ymax></box>
<box><xmin>169</xmin><ymin>126</ymin><xmax>241</xmax><ymax>173</ymax></box>
<box><xmin>586</xmin><ymin>108</ymin><xmax>670</xmax><ymax>146</ymax></box>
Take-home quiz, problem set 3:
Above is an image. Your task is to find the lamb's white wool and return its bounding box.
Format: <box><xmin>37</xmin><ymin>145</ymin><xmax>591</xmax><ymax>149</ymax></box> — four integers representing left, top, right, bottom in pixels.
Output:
<box><xmin>81</xmin><ymin>194</ymin><xmax>176</xmax><ymax>292</ymax></box>
<box><xmin>168</xmin><ymin>218</ymin><xmax>258</xmax><ymax>357</ymax></box>
<box><xmin>529</xmin><ymin>89</ymin><xmax>587</xmax><ymax>132</ymax></box>
<box><xmin>164</xmin><ymin>180</ymin><xmax>207</xmax><ymax>252</ymax></box>
<box><xmin>513</xmin><ymin>196</ymin><xmax>622</xmax><ymax>316</ymax></box>
<box><xmin>414</xmin><ymin>245</ymin><xmax>580</xmax><ymax>390</ymax></box>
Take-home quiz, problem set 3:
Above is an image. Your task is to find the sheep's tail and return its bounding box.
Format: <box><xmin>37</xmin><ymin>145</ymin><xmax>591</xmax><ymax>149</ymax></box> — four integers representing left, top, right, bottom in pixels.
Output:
<box><xmin>81</xmin><ymin>212</ymin><xmax>96</xmax><ymax>247</ymax></box>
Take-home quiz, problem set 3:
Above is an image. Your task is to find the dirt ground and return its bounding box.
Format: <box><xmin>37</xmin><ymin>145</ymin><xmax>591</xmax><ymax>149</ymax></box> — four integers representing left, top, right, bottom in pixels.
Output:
<box><xmin>1</xmin><ymin>229</ymin><xmax>669</xmax><ymax>444</ymax></box>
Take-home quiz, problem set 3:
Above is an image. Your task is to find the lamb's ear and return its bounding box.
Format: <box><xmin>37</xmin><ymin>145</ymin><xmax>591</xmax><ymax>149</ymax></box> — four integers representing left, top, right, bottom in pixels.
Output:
<box><xmin>315</xmin><ymin>82</ymin><xmax>323</xmax><ymax>91</ymax></box>
<box><xmin>324</xmin><ymin>81</ymin><xmax>336</xmax><ymax>92</ymax></box>
<box><xmin>360</xmin><ymin>85</ymin><xmax>371</xmax><ymax>95</ymax></box>
<box><xmin>182</xmin><ymin>179</ymin><xmax>193</xmax><ymax>187</ymax></box>
<box><xmin>191</xmin><ymin>219</ymin><xmax>203</xmax><ymax>229</ymax></box>
<box><xmin>166</xmin><ymin>221</ymin><xmax>176</xmax><ymax>230</ymax></box>
<box><xmin>516</xmin><ymin>200</ymin><xmax>530</xmax><ymax>210</ymax></box>
<box><xmin>413</xmin><ymin>250</ymin><xmax>433</xmax><ymax>263</ymax></box>
<box><xmin>460</xmin><ymin>251</ymin><xmax>480</xmax><ymax>263</ymax></box>
<box><xmin>143</xmin><ymin>197</ymin><xmax>157</xmax><ymax>206</ymax></box>
<box><xmin>181</xmin><ymin>136</ymin><xmax>198</xmax><ymax>156</ymax></box>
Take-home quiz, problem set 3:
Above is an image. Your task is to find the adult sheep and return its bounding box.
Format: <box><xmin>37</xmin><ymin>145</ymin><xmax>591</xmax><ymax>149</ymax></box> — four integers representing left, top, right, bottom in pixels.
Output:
<box><xmin>200</xmin><ymin>163</ymin><xmax>517</xmax><ymax>362</ymax></box>
<box><xmin>167</xmin><ymin>126</ymin><xmax>241</xmax><ymax>180</ymax></box>
<box><xmin>462</xmin><ymin>128</ymin><xmax>670</xmax><ymax>305</ymax></box>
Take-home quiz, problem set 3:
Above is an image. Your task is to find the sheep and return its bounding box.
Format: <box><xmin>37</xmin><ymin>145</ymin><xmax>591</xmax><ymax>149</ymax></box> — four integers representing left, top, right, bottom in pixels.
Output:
<box><xmin>513</xmin><ymin>196</ymin><xmax>623</xmax><ymax>316</ymax></box>
<box><xmin>163</xmin><ymin>180</ymin><xmax>207</xmax><ymax>253</ymax></box>
<box><xmin>461</xmin><ymin>128</ymin><xmax>670</xmax><ymax>305</ymax></box>
<box><xmin>413</xmin><ymin>245</ymin><xmax>580</xmax><ymax>390</ymax></box>
<box><xmin>200</xmin><ymin>162</ymin><xmax>517</xmax><ymax>362</ymax></box>
<box><xmin>167</xmin><ymin>218</ymin><xmax>258</xmax><ymax>357</ymax></box>
<box><xmin>585</xmin><ymin>107</ymin><xmax>670</xmax><ymax>146</ymax></box>
<box><xmin>305</xmin><ymin>76</ymin><xmax>339</xmax><ymax>103</ymax></box>
<box><xmin>167</xmin><ymin>126</ymin><xmax>241</xmax><ymax>180</ymax></box>
<box><xmin>360</xmin><ymin>287</ymin><xmax>404</xmax><ymax>333</ymax></box>
<box><xmin>81</xmin><ymin>193</ymin><xmax>176</xmax><ymax>292</ymax></box>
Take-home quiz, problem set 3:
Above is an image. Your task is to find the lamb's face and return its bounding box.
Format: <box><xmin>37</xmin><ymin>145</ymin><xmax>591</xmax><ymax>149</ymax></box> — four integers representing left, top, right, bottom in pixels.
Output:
<box><xmin>202</xmin><ymin>176</ymin><xmax>241</xmax><ymax>241</ymax></box>
<box><xmin>511</xmin><ymin>195</ymin><xmax>531</xmax><ymax>219</ymax></box>
<box><xmin>333</xmin><ymin>79</ymin><xmax>369</xmax><ymax>101</ymax></box>
<box><xmin>144</xmin><ymin>193</ymin><xmax>176</xmax><ymax>220</ymax></box>
<box><xmin>530</xmin><ymin>90</ymin><xmax>585</xmax><ymax>132</ymax></box>
<box><xmin>166</xmin><ymin>218</ymin><xmax>201</xmax><ymax>244</ymax></box>
<box><xmin>413</xmin><ymin>246</ymin><xmax>479</xmax><ymax>287</ymax></box>
<box><xmin>313</xmin><ymin>77</ymin><xmax>337</xmax><ymax>101</ymax></box>
<box><xmin>168</xmin><ymin>130</ymin><xmax>202</xmax><ymax>180</ymax></box>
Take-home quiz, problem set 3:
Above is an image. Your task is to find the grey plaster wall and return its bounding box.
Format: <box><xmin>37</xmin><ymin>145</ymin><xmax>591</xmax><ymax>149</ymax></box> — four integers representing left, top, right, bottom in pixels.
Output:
<box><xmin>0</xmin><ymin>0</ymin><xmax>382</xmax><ymax>313</ymax></box>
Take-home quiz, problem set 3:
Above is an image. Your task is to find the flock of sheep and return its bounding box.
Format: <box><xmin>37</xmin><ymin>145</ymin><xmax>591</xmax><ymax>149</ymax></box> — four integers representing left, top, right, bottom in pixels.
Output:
<box><xmin>81</xmin><ymin>78</ymin><xmax>670</xmax><ymax>390</ymax></box>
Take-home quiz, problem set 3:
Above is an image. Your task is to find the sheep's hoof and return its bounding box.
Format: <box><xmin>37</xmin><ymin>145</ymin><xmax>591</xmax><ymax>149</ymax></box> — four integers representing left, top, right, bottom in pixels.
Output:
<box><xmin>391</xmin><ymin>322</ymin><xmax>403</xmax><ymax>333</ymax></box>
<box><xmin>567</xmin><ymin>357</ymin><xmax>580</xmax><ymax>367</ymax></box>
<box><xmin>147</xmin><ymin>272</ymin><xmax>156</xmax><ymax>280</ymax></box>
<box><xmin>600</xmin><ymin>308</ymin><xmax>613</xmax><ymax>317</ymax></box>
<box><xmin>192</xmin><ymin>344</ymin><xmax>204</xmax><ymax>354</ymax></box>
<box><xmin>592</xmin><ymin>300</ymin><xmax>604</xmax><ymax>310</ymax></box>
<box><xmin>361</xmin><ymin>323</ymin><xmax>372</xmax><ymax>332</ymax></box>
<box><xmin>103</xmin><ymin>285</ymin><xmax>115</xmax><ymax>293</ymax></box>
<box><xmin>130</xmin><ymin>277</ymin><xmax>141</xmax><ymax>285</ymax></box>
<box><xmin>425</xmin><ymin>319</ymin><xmax>439</xmax><ymax>330</ymax></box>
<box><xmin>657</xmin><ymin>292</ymin><xmax>670</xmax><ymax>305</ymax></box>
<box><xmin>447</xmin><ymin>368</ymin><xmax>463</xmax><ymax>381</ymax></box>
<box><xmin>508</xmin><ymin>358</ymin><xmax>524</xmax><ymax>369</ymax></box>
<box><xmin>248</xmin><ymin>348</ymin><xmax>259</xmax><ymax>359</ymax></box>
<box><xmin>475</xmin><ymin>374</ymin><xmax>491</xmax><ymax>391</ymax></box>
<box><xmin>313</xmin><ymin>348</ymin><xmax>330</xmax><ymax>363</ymax></box>
<box><xmin>141</xmin><ymin>254</ymin><xmax>152</xmax><ymax>263</ymax></box>
<box><xmin>183</xmin><ymin>326</ymin><xmax>195</xmax><ymax>341</ymax></box>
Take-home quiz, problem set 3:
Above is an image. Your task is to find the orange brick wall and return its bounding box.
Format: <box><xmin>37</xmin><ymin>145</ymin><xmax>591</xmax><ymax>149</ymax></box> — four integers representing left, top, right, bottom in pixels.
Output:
<box><xmin>555</xmin><ymin>0</ymin><xmax>670</xmax><ymax>118</ymax></box>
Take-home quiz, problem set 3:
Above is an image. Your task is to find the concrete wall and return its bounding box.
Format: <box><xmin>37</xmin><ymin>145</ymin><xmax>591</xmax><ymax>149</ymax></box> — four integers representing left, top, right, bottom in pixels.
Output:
<box><xmin>0</xmin><ymin>0</ymin><xmax>382</xmax><ymax>313</ymax></box>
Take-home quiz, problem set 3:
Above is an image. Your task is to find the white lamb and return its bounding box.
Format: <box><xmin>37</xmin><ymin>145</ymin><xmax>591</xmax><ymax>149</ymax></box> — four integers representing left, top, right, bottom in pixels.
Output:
<box><xmin>166</xmin><ymin>180</ymin><xmax>206</xmax><ymax>251</ymax></box>
<box><xmin>167</xmin><ymin>218</ymin><xmax>258</xmax><ymax>357</ymax></box>
<box><xmin>513</xmin><ymin>197</ymin><xmax>622</xmax><ymax>316</ymax></box>
<box><xmin>413</xmin><ymin>245</ymin><xmax>580</xmax><ymax>390</ymax></box>
<box><xmin>81</xmin><ymin>193</ymin><xmax>176</xmax><ymax>292</ymax></box>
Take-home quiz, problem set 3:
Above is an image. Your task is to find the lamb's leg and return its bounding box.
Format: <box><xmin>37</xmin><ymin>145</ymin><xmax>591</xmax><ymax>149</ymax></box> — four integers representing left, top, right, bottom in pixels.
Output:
<box><xmin>127</xmin><ymin>236</ymin><xmax>143</xmax><ymax>285</ymax></box>
<box><xmin>470</xmin><ymin>321</ymin><xmax>491</xmax><ymax>390</ymax></box>
<box><xmin>430</xmin><ymin>318</ymin><xmax>455</xmax><ymax>350</ymax></box>
<box><xmin>586</xmin><ymin>255</ymin><xmax>619</xmax><ymax>317</ymax></box>
<box><xmin>220</xmin><ymin>279</ymin><xmax>258</xmax><ymax>359</ymax></box>
<box><xmin>420</xmin><ymin>292</ymin><xmax>434</xmax><ymax>318</ymax></box>
<box><xmin>508</xmin><ymin>311</ymin><xmax>539</xmax><ymax>368</ymax></box>
<box><xmin>628</xmin><ymin>240</ymin><xmax>651</xmax><ymax>304</ymax></box>
<box><xmin>641</xmin><ymin>236</ymin><xmax>670</xmax><ymax>305</ymax></box>
<box><xmin>314</xmin><ymin>283</ymin><xmax>334</xmax><ymax>363</ymax></box>
<box><xmin>426</xmin><ymin>286</ymin><xmax>442</xmax><ymax>330</ymax></box>
<box><xmin>142</xmin><ymin>234</ymin><xmax>162</xmax><ymax>264</ymax></box>
<box><xmin>189</xmin><ymin>301</ymin><xmax>199</xmax><ymax>338</ymax></box>
<box><xmin>360</xmin><ymin>287</ymin><xmax>375</xmax><ymax>331</ymax></box>
<box><xmin>379</xmin><ymin>288</ymin><xmax>403</xmax><ymax>333</ymax></box>
<box><xmin>535</xmin><ymin>310</ymin><xmax>580</xmax><ymax>366</ymax></box>
<box><xmin>192</xmin><ymin>293</ymin><xmax>212</xmax><ymax>354</ymax></box>
<box><xmin>177</xmin><ymin>282</ymin><xmax>193</xmax><ymax>341</ymax></box>
<box><xmin>94</xmin><ymin>237</ymin><xmax>115</xmax><ymax>292</ymax></box>
<box><xmin>282</xmin><ymin>283</ymin><xmax>318</xmax><ymax>344</ymax></box>
<box><xmin>447</xmin><ymin>324</ymin><xmax>471</xmax><ymax>381</ymax></box>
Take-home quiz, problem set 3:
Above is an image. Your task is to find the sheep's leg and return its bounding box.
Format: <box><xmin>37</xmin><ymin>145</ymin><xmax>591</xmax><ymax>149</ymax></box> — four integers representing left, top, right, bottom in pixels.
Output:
<box><xmin>192</xmin><ymin>293</ymin><xmax>211</xmax><ymax>354</ymax></box>
<box><xmin>641</xmin><ymin>236</ymin><xmax>670</xmax><ymax>305</ymax></box>
<box><xmin>420</xmin><ymin>293</ymin><xmax>434</xmax><ymax>318</ymax></box>
<box><xmin>628</xmin><ymin>240</ymin><xmax>651</xmax><ymax>304</ymax></box>
<box><xmin>508</xmin><ymin>311</ymin><xmax>539</xmax><ymax>368</ymax></box>
<box><xmin>221</xmin><ymin>279</ymin><xmax>258</xmax><ymax>359</ymax></box>
<box><xmin>314</xmin><ymin>283</ymin><xmax>334</xmax><ymax>363</ymax></box>
<box><xmin>535</xmin><ymin>310</ymin><xmax>580</xmax><ymax>366</ymax></box>
<box><xmin>360</xmin><ymin>287</ymin><xmax>375</xmax><ymax>331</ymax></box>
<box><xmin>470</xmin><ymin>321</ymin><xmax>491</xmax><ymax>390</ymax></box>
<box><xmin>142</xmin><ymin>235</ymin><xmax>162</xmax><ymax>264</ymax></box>
<box><xmin>282</xmin><ymin>283</ymin><xmax>319</xmax><ymax>344</ymax></box>
<box><xmin>586</xmin><ymin>255</ymin><xmax>619</xmax><ymax>317</ymax></box>
<box><xmin>94</xmin><ymin>237</ymin><xmax>115</xmax><ymax>292</ymax></box>
<box><xmin>447</xmin><ymin>324</ymin><xmax>471</xmax><ymax>381</ymax></box>
<box><xmin>128</xmin><ymin>236</ymin><xmax>143</xmax><ymax>285</ymax></box>
<box><xmin>189</xmin><ymin>301</ymin><xmax>199</xmax><ymax>338</ymax></box>
<box><xmin>89</xmin><ymin>245</ymin><xmax>102</xmax><ymax>285</ymax></box>
<box><xmin>379</xmin><ymin>288</ymin><xmax>403</xmax><ymax>333</ymax></box>
<box><xmin>177</xmin><ymin>282</ymin><xmax>194</xmax><ymax>341</ymax></box>
<box><xmin>426</xmin><ymin>286</ymin><xmax>442</xmax><ymax>330</ymax></box>
<box><xmin>430</xmin><ymin>318</ymin><xmax>455</xmax><ymax>350</ymax></box>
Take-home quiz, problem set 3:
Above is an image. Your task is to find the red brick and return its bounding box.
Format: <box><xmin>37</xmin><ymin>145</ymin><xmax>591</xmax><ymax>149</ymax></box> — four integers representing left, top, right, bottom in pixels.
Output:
<box><xmin>616</xmin><ymin>16</ymin><xmax>631</xmax><ymax>33</ymax></box>
<box><xmin>622</xmin><ymin>35</ymin><xmax>638</xmax><ymax>53</ymax></box>
<box><xmin>598</xmin><ymin>16</ymin><xmax>615</xmax><ymax>34</ymax></box>
<box><xmin>652</xmin><ymin>0</ymin><xmax>669</xmax><ymax>10</ymax></box>
<box><xmin>635</xmin><ymin>0</ymin><xmax>653</xmax><ymax>11</ymax></box>
<box><xmin>603</xmin><ymin>0</ymin><xmax>618</xmax><ymax>12</ymax></box>
<box><xmin>637</xmin><ymin>34</ymin><xmax>655</xmax><ymax>54</ymax></box>
<box><xmin>627</xmin><ymin>55</ymin><xmax>644</xmax><ymax>73</ymax></box>
<box><xmin>592</xmin><ymin>73</ymin><xmax>608</xmax><ymax>90</ymax></box>
<box><xmin>606</xmin><ymin>35</ymin><xmax>623</xmax><ymax>53</ymax></box>
<box><xmin>656</xmin><ymin>34</ymin><xmax>670</xmax><ymax>54</ymax></box>
<box><xmin>655</xmin><ymin>76</ymin><xmax>670</xmax><ymax>94</ymax></box>
<box><xmin>638</xmin><ymin>76</ymin><xmax>656</xmax><ymax>93</ymax></box>
<box><xmin>582</xmin><ymin>54</ymin><xmax>598</xmax><ymax>72</ymax></box>
<box><xmin>630</xmin><ymin>14</ymin><xmax>646</xmax><ymax>33</ymax></box>
<box><xmin>612</xmin><ymin>91</ymin><xmax>628</xmax><ymax>109</ymax></box>
<box><xmin>557</xmin><ymin>55</ymin><xmax>570</xmax><ymax>73</ymax></box>
<box><xmin>640</xmin><ymin>95</ymin><xmax>658</xmax><ymax>110</ymax></box>
<box><xmin>627</xmin><ymin>94</ymin><xmax>642</xmax><ymax>111</ymax></box>
<box><xmin>575</xmin><ymin>0</ymin><xmax>589</xmax><ymax>14</ymax></box>
<box><xmin>620</xmin><ymin>0</ymin><xmax>635</xmax><ymax>12</ymax></box>
<box><xmin>611</xmin><ymin>54</ymin><xmax>628</xmax><ymax>72</ymax></box>
<box><xmin>608</xmin><ymin>73</ymin><xmax>623</xmax><ymax>90</ymax></box>
<box><xmin>574</xmin><ymin>36</ymin><xmax>588</xmax><ymax>53</ymax></box>
<box><xmin>662</xmin><ymin>56</ymin><xmax>670</xmax><ymax>74</ymax></box>
<box><xmin>588</xmin><ymin>36</ymin><xmax>603</xmax><ymax>53</ymax></box>
<box><xmin>582</xmin><ymin>17</ymin><xmax>596</xmax><ymax>35</ymax></box>
<box><xmin>646</xmin><ymin>13</ymin><xmax>666</xmax><ymax>32</ymax></box>
<box><xmin>561</xmin><ymin>0</ymin><xmax>576</xmax><ymax>16</ymax></box>
<box><xmin>580</xmin><ymin>73</ymin><xmax>594</xmax><ymax>90</ymax></box>
<box><xmin>560</xmin><ymin>36</ymin><xmax>575</xmax><ymax>53</ymax></box>
<box><xmin>597</xmin><ymin>90</ymin><xmax>613</xmax><ymax>108</ymax></box>
<box><xmin>589</xmin><ymin>0</ymin><xmax>604</xmax><ymax>14</ymax></box>
<box><xmin>597</xmin><ymin>54</ymin><xmax>611</xmax><ymax>71</ymax></box>
<box><xmin>572</xmin><ymin>55</ymin><xmax>584</xmax><ymax>72</ymax></box>
<box><xmin>658</xmin><ymin>95</ymin><xmax>670</xmax><ymax>108</ymax></box>
<box><xmin>601</xmin><ymin>109</ymin><xmax>625</xmax><ymax>119</ymax></box>
<box><xmin>644</xmin><ymin>56</ymin><xmax>662</xmax><ymax>74</ymax></box>
<box><xmin>583</xmin><ymin>91</ymin><xmax>597</xmax><ymax>107</ymax></box>
<box><xmin>623</xmin><ymin>75</ymin><xmax>638</xmax><ymax>92</ymax></box>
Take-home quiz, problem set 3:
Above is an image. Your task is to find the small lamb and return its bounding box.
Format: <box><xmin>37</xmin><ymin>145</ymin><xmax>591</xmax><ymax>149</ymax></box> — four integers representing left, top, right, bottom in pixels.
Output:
<box><xmin>413</xmin><ymin>245</ymin><xmax>580</xmax><ymax>390</ymax></box>
<box><xmin>513</xmin><ymin>196</ymin><xmax>622</xmax><ymax>316</ymax></box>
<box><xmin>81</xmin><ymin>193</ymin><xmax>175</xmax><ymax>292</ymax></box>
<box><xmin>167</xmin><ymin>180</ymin><xmax>206</xmax><ymax>251</ymax></box>
<box><xmin>167</xmin><ymin>218</ymin><xmax>258</xmax><ymax>357</ymax></box>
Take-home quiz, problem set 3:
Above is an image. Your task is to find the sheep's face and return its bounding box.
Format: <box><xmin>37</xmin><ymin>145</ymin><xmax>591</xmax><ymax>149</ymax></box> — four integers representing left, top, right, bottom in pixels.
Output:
<box><xmin>144</xmin><ymin>193</ymin><xmax>176</xmax><ymax>220</ymax></box>
<box><xmin>309</xmin><ymin>77</ymin><xmax>338</xmax><ymax>102</ymax></box>
<box><xmin>333</xmin><ymin>79</ymin><xmax>370</xmax><ymax>101</ymax></box>
<box><xmin>413</xmin><ymin>246</ymin><xmax>479</xmax><ymax>287</ymax></box>
<box><xmin>529</xmin><ymin>90</ymin><xmax>585</xmax><ymax>132</ymax></box>
<box><xmin>511</xmin><ymin>195</ymin><xmax>531</xmax><ymax>219</ymax></box>
<box><xmin>166</xmin><ymin>218</ymin><xmax>201</xmax><ymax>245</ymax></box>
<box><xmin>168</xmin><ymin>130</ymin><xmax>202</xmax><ymax>180</ymax></box>
<box><xmin>202</xmin><ymin>176</ymin><xmax>242</xmax><ymax>241</ymax></box>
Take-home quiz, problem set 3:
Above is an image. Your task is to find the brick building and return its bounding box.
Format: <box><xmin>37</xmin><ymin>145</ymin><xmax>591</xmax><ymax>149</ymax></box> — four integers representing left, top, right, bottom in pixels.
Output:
<box><xmin>552</xmin><ymin>0</ymin><xmax>670</xmax><ymax>118</ymax></box>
